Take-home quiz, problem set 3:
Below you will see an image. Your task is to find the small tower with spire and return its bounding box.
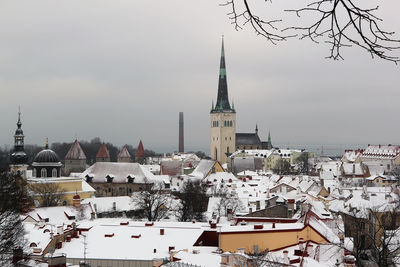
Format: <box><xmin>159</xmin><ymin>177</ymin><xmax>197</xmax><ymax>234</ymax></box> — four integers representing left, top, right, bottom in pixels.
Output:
<box><xmin>65</xmin><ymin>139</ymin><xmax>87</xmax><ymax>175</ymax></box>
<box><xmin>96</xmin><ymin>143</ymin><xmax>110</xmax><ymax>162</ymax></box>
<box><xmin>118</xmin><ymin>145</ymin><xmax>132</xmax><ymax>163</ymax></box>
<box><xmin>10</xmin><ymin>107</ymin><xmax>29</xmax><ymax>177</ymax></box>
<box><xmin>135</xmin><ymin>140</ymin><xmax>146</xmax><ymax>164</ymax></box>
<box><xmin>210</xmin><ymin>37</ymin><xmax>236</xmax><ymax>164</ymax></box>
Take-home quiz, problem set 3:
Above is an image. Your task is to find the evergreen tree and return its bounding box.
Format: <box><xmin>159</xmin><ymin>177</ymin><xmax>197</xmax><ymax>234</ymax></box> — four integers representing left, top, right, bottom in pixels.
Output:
<box><xmin>0</xmin><ymin>170</ymin><xmax>29</xmax><ymax>266</ymax></box>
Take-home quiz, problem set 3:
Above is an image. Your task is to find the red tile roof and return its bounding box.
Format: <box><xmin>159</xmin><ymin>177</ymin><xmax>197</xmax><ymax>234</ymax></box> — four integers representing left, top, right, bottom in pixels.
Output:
<box><xmin>65</xmin><ymin>139</ymin><xmax>86</xmax><ymax>160</ymax></box>
<box><xmin>118</xmin><ymin>145</ymin><xmax>131</xmax><ymax>159</ymax></box>
<box><xmin>135</xmin><ymin>140</ymin><xmax>145</xmax><ymax>158</ymax></box>
<box><xmin>96</xmin><ymin>143</ymin><xmax>110</xmax><ymax>159</ymax></box>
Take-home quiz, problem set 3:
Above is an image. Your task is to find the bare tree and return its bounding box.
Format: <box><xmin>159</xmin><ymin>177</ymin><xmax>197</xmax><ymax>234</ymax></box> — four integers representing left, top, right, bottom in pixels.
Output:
<box><xmin>29</xmin><ymin>182</ymin><xmax>65</xmax><ymax>207</ymax></box>
<box><xmin>131</xmin><ymin>183</ymin><xmax>170</xmax><ymax>221</ymax></box>
<box><xmin>221</xmin><ymin>0</ymin><xmax>400</xmax><ymax>63</ymax></box>
<box><xmin>273</xmin><ymin>159</ymin><xmax>291</xmax><ymax>175</ymax></box>
<box><xmin>213</xmin><ymin>187</ymin><xmax>244</xmax><ymax>217</ymax></box>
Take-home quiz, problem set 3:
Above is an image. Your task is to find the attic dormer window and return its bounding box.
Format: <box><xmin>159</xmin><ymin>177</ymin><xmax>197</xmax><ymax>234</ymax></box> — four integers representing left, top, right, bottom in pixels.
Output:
<box><xmin>106</xmin><ymin>175</ymin><xmax>114</xmax><ymax>183</ymax></box>
<box><xmin>127</xmin><ymin>175</ymin><xmax>135</xmax><ymax>183</ymax></box>
<box><xmin>85</xmin><ymin>174</ymin><xmax>93</xmax><ymax>183</ymax></box>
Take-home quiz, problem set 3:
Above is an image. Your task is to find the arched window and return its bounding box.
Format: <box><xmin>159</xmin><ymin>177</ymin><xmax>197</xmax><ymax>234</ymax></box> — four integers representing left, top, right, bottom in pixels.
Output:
<box><xmin>52</xmin><ymin>168</ymin><xmax>57</xmax><ymax>177</ymax></box>
<box><xmin>230</xmin><ymin>121</ymin><xmax>233</xmax><ymax>127</ymax></box>
<box><xmin>41</xmin><ymin>168</ymin><xmax>47</xmax><ymax>178</ymax></box>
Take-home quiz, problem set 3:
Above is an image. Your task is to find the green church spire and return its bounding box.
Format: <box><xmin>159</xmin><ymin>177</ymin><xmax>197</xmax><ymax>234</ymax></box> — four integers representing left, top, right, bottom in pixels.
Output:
<box><xmin>213</xmin><ymin>36</ymin><xmax>233</xmax><ymax>112</ymax></box>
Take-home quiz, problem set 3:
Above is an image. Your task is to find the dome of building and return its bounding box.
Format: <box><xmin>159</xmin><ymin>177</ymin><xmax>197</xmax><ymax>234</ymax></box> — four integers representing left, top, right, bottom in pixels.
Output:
<box><xmin>33</xmin><ymin>149</ymin><xmax>60</xmax><ymax>163</ymax></box>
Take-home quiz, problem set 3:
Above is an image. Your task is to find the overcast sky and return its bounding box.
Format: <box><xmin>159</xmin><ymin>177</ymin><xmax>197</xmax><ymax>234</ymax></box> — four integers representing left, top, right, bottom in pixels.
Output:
<box><xmin>1</xmin><ymin>1</ymin><xmax>399</xmax><ymax>154</ymax></box>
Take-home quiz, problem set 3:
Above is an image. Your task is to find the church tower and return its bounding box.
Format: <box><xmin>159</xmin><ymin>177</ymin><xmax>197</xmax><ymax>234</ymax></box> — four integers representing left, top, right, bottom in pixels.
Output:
<box><xmin>210</xmin><ymin>38</ymin><xmax>236</xmax><ymax>164</ymax></box>
<box><xmin>10</xmin><ymin>108</ymin><xmax>29</xmax><ymax>178</ymax></box>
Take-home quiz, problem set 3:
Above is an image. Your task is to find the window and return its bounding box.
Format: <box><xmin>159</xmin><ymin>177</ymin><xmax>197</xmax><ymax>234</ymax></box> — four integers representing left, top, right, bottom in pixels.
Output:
<box><xmin>41</xmin><ymin>168</ymin><xmax>47</xmax><ymax>178</ymax></box>
<box><xmin>52</xmin><ymin>168</ymin><xmax>57</xmax><ymax>177</ymax></box>
<box><xmin>33</xmin><ymin>169</ymin><xmax>36</xmax><ymax>177</ymax></box>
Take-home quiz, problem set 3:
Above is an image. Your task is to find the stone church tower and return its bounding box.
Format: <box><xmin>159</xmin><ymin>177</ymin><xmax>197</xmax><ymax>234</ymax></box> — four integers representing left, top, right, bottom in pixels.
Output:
<box><xmin>210</xmin><ymin>38</ymin><xmax>236</xmax><ymax>164</ymax></box>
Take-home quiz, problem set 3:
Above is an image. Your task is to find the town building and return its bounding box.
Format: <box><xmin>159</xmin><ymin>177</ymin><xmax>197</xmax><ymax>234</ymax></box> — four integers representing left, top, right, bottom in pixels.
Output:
<box><xmin>80</xmin><ymin>162</ymin><xmax>154</xmax><ymax>197</ymax></box>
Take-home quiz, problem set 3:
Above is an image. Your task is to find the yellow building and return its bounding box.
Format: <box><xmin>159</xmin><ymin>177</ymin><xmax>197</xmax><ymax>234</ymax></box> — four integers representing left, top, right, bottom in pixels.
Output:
<box><xmin>218</xmin><ymin>216</ymin><xmax>333</xmax><ymax>254</ymax></box>
<box><xmin>28</xmin><ymin>177</ymin><xmax>95</xmax><ymax>206</ymax></box>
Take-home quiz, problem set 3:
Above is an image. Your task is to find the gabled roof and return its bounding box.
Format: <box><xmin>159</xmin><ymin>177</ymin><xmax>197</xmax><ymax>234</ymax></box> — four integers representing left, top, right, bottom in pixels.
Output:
<box><xmin>190</xmin><ymin>159</ymin><xmax>219</xmax><ymax>179</ymax></box>
<box><xmin>236</xmin><ymin>133</ymin><xmax>261</xmax><ymax>146</ymax></box>
<box><xmin>135</xmin><ymin>140</ymin><xmax>145</xmax><ymax>158</ymax></box>
<box><xmin>65</xmin><ymin>139</ymin><xmax>86</xmax><ymax>160</ymax></box>
<box><xmin>96</xmin><ymin>143</ymin><xmax>110</xmax><ymax>159</ymax></box>
<box><xmin>361</xmin><ymin>144</ymin><xmax>400</xmax><ymax>159</ymax></box>
<box><xmin>118</xmin><ymin>145</ymin><xmax>131</xmax><ymax>159</ymax></box>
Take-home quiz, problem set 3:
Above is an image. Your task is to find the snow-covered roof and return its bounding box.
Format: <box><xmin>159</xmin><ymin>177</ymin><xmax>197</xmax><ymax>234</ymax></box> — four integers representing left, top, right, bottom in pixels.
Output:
<box><xmin>55</xmin><ymin>219</ymin><xmax>206</xmax><ymax>261</ymax></box>
<box><xmin>82</xmin><ymin>196</ymin><xmax>133</xmax><ymax>213</ymax></box>
<box><xmin>341</xmin><ymin>163</ymin><xmax>364</xmax><ymax>176</ymax></box>
<box><xmin>190</xmin><ymin>159</ymin><xmax>218</xmax><ymax>179</ymax></box>
<box><xmin>24</xmin><ymin>205</ymin><xmax>93</xmax><ymax>226</ymax></box>
<box><xmin>80</xmin><ymin>162</ymin><xmax>155</xmax><ymax>183</ymax></box>
<box><xmin>361</xmin><ymin>144</ymin><xmax>400</xmax><ymax>159</ymax></box>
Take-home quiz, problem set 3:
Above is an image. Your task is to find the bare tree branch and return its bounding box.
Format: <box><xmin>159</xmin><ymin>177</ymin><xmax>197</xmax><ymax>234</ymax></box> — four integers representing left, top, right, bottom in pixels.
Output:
<box><xmin>221</xmin><ymin>0</ymin><xmax>400</xmax><ymax>63</ymax></box>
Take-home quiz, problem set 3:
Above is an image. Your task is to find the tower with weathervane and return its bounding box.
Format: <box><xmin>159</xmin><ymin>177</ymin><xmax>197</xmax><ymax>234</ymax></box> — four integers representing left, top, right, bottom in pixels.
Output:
<box><xmin>210</xmin><ymin>38</ymin><xmax>236</xmax><ymax>164</ymax></box>
<box><xmin>10</xmin><ymin>108</ymin><xmax>29</xmax><ymax>178</ymax></box>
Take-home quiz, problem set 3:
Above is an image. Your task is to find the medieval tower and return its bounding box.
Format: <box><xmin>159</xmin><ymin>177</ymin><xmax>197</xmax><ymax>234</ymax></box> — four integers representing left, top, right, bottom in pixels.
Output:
<box><xmin>210</xmin><ymin>38</ymin><xmax>236</xmax><ymax>164</ymax></box>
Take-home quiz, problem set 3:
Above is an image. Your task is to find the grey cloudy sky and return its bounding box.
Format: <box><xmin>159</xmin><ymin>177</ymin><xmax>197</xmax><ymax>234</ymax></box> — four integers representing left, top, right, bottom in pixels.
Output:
<box><xmin>1</xmin><ymin>0</ymin><xmax>399</xmax><ymax>153</ymax></box>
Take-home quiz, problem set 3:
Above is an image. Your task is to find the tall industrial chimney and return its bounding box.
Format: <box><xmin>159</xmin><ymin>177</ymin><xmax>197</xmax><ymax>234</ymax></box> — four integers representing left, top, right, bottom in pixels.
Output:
<box><xmin>179</xmin><ymin>112</ymin><xmax>184</xmax><ymax>153</ymax></box>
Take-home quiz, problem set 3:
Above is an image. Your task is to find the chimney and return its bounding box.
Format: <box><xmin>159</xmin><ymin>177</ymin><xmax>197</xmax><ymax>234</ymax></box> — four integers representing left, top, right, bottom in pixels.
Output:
<box><xmin>283</xmin><ymin>250</ymin><xmax>289</xmax><ymax>264</ymax></box>
<box><xmin>307</xmin><ymin>244</ymin><xmax>314</xmax><ymax>256</ymax></box>
<box><xmin>179</xmin><ymin>112</ymin><xmax>184</xmax><ymax>153</ymax></box>
<box><xmin>299</xmin><ymin>238</ymin><xmax>304</xmax><ymax>250</ymax></box>
<box><xmin>73</xmin><ymin>194</ymin><xmax>81</xmax><ymax>208</ymax></box>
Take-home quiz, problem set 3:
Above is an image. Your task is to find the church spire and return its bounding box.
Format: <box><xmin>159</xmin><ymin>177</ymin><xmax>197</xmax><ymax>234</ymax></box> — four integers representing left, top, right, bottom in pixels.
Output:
<box><xmin>213</xmin><ymin>36</ymin><xmax>233</xmax><ymax>112</ymax></box>
<box><xmin>10</xmin><ymin>107</ymin><xmax>28</xmax><ymax>165</ymax></box>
